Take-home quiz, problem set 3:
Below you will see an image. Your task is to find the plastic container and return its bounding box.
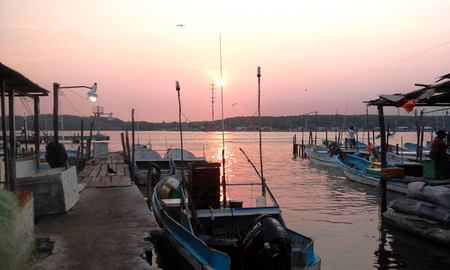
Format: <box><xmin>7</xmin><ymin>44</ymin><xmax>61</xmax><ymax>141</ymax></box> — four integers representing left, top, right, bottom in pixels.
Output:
<box><xmin>168</xmin><ymin>188</ymin><xmax>181</xmax><ymax>199</ymax></box>
<box><xmin>256</xmin><ymin>196</ymin><xmax>266</xmax><ymax>207</ymax></box>
<box><xmin>159</xmin><ymin>177</ymin><xmax>180</xmax><ymax>198</ymax></box>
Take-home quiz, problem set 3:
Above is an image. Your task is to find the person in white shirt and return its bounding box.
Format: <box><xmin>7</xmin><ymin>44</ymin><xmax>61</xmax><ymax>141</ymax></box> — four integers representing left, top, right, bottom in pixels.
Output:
<box><xmin>348</xmin><ymin>126</ymin><xmax>356</xmax><ymax>149</ymax></box>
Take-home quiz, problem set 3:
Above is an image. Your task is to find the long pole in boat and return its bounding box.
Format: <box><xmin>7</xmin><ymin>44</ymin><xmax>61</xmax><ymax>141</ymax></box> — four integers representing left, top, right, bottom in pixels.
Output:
<box><xmin>257</xmin><ymin>66</ymin><xmax>265</xmax><ymax>197</ymax></box>
<box><xmin>176</xmin><ymin>81</ymin><xmax>185</xmax><ymax>182</ymax></box>
<box><xmin>219</xmin><ymin>33</ymin><xmax>227</xmax><ymax>208</ymax></box>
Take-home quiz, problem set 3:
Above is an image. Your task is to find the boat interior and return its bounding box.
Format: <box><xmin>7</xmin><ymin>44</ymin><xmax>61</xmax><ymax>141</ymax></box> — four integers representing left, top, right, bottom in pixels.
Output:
<box><xmin>154</xmin><ymin>162</ymin><xmax>315</xmax><ymax>269</ymax></box>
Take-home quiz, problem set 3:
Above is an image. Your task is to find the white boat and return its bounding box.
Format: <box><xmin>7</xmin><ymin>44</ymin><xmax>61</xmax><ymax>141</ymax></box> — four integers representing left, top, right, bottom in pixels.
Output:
<box><xmin>133</xmin><ymin>145</ymin><xmax>206</xmax><ymax>185</ymax></box>
<box><xmin>305</xmin><ymin>144</ymin><xmax>357</xmax><ymax>168</ymax></box>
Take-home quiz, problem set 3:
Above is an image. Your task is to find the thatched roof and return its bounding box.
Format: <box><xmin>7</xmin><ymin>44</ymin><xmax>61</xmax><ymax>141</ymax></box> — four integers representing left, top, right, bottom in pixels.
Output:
<box><xmin>0</xmin><ymin>62</ymin><xmax>49</xmax><ymax>97</ymax></box>
<box><xmin>364</xmin><ymin>73</ymin><xmax>450</xmax><ymax>108</ymax></box>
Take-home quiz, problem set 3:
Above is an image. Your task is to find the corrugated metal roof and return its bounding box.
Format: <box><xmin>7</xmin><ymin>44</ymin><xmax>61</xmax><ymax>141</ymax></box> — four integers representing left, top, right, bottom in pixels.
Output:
<box><xmin>0</xmin><ymin>62</ymin><xmax>50</xmax><ymax>97</ymax></box>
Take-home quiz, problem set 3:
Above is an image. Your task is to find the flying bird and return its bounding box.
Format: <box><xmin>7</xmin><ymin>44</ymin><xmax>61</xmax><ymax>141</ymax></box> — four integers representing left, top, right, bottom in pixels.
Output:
<box><xmin>176</xmin><ymin>24</ymin><xmax>185</xmax><ymax>27</ymax></box>
<box><xmin>435</xmin><ymin>73</ymin><xmax>450</xmax><ymax>83</ymax></box>
<box><xmin>107</xmin><ymin>164</ymin><xmax>116</xmax><ymax>175</ymax></box>
<box><xmin>232</xmin><ymin>103</ymin><xmax>238</xmax><ymax>107</ymax></box>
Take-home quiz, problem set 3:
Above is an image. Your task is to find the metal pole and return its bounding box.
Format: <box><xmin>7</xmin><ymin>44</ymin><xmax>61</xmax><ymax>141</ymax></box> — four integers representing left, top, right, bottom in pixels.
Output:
<box><xmin>220</xmin><ymin>33</ymin><xmax>227</xmax><ymax>207</ymax></box>
<box><xmin>257</xmin><ymin>66</ymin><xmax>265</xmax><ymax>197</ymax></box>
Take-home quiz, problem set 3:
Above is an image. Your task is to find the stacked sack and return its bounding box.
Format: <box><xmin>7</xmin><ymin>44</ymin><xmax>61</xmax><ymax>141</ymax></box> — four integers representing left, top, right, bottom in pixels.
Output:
<box><xmin>385</xmin><ymin>182</ymin><xmax>450</xmax><ymax>245</ymax></box>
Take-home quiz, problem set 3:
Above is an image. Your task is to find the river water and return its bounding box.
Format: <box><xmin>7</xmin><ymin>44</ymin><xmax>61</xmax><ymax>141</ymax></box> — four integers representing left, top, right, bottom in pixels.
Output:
<box><xmin>97</xmin><ymin>130</ymin><xmax>450</xmax><ymax>269</ymax></box>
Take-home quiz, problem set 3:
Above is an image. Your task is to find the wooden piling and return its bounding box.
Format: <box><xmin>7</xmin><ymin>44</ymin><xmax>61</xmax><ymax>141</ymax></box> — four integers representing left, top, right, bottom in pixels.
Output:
<box><xmin>131</xmin><ymin>109</ymin><xmax>136</xmax><ymax>182</ymax></box>
<box><xmin>147</xmin><ymin>161</ymin><xmax>153</xmax><ymax>210</ymax></box>
<box><xmin>121</xmin><ymin>132</ymin><xmax>127</xmax><ymax>159</ymax></box>
<box><xmin>377</xmin><ymin>105</ymin><xmax>387</xmax><ymax>213</ymax></box>
<box><xmin>293</xmin><ymin>135</ymin><xmax>298</xmax><ymax>156</ymax></box>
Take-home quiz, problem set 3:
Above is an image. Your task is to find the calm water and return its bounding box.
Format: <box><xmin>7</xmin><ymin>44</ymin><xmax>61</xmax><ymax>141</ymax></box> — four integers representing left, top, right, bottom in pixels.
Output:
<box><xmin>96</xmin><ymin>130</ymin><xmax>450</xmax><ymax>269</ymax></box>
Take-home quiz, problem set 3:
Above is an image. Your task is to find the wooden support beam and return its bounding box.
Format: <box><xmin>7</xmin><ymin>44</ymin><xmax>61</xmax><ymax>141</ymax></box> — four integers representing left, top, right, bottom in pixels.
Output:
<box><xmin>8</xmin><ymin>87</ymin><xmax>16</xmax><ymax>190</ymax></box>
<box><xmin>34</xmin><ymin>96</ymin><xmax>40</xmax><ymax>169</ymax></box>
<box><xmin>1</xmin><ymin>79</ymin><xmax>10</xmax><ymax>190</ymax></box>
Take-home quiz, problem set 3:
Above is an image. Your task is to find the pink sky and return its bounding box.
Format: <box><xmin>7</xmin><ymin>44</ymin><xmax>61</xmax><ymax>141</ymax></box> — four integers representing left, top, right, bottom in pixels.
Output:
<box><xmin>1</xmin><ymin>1</ymin><xmax>450</xmax><ymax>123</ymax></box>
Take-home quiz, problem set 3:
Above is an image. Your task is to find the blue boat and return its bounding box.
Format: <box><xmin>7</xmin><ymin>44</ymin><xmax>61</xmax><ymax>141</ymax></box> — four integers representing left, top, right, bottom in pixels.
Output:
<box><xmin>404</xmin><ymin>142</ymin><xmax>430</xmax><ymax>154</ymax></box>
<box><xmin>336</xmin><ymin>153</ymin><xmax>409</xmax><ymax>194</ymax></box>
<box><xmin>152</xmin><ymin>162</ymin><xmax>321</xmax><ymax>269</ymax></box>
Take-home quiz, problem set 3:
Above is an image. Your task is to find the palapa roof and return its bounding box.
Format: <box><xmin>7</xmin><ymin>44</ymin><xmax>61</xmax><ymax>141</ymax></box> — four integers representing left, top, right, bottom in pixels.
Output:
<box><xmin>0</xmin><ymin>62</ymin><xmax>50</xmax><ymax>97</ymax></box>
<box><xmin>364</xmin><ymin>73</ymin><xmax>450</xmax><ymax>108</ymax></box>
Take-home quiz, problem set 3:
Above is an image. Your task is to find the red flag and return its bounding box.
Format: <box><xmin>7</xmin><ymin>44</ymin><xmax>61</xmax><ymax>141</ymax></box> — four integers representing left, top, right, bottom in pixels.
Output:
<box><xmin>402</xmin><ymin>99</ymin><xmax>418</xmax><ymax>113</ymax></box>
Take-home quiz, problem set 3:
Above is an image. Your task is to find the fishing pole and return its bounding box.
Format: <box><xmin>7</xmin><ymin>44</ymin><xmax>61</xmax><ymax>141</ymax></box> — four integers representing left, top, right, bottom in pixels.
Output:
<box><xmin>239</xmin><ymin>147</ymin><xmax>262</xmax><ymax>180</ymax></box>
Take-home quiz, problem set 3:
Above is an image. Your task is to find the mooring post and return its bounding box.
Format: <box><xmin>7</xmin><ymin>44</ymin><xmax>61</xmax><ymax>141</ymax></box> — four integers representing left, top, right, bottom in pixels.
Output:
<box><xmin>378</xmin><ymin>105</ymin><xmax>387</xmax><ymax>213</ymax></box>
<box><xmin>120</xmin><ymin>132</ymin><xmax>127</xmax><ymax>159</ymax></box>
<box><xmin>293</xmin><ymin>135</ymin><xmax>297</xmax><ymax>156</ymax></box>
<box><xmin>131</xmin><ymin>109</ymin><xmax>136</xmax><ymax>182</ymax></box>
<box><xmin>147</xmin><ymin>161</ymin><xmax>153</xmax><ymax>210</ymax></box>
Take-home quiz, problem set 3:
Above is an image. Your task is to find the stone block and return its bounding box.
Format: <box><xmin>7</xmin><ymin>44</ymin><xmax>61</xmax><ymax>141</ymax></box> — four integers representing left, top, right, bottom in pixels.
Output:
<box><xmin>15</xmin><ymin>166</ymin><xmax>79</xmax><ymax>215</ymax></box>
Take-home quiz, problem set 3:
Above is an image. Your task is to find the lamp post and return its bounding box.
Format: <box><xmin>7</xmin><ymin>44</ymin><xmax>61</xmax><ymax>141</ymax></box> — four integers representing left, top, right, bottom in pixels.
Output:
<box><xmin>50</xmin><ymin>82</ymin><xmax>97</xmax><ymax>168</ymax></box>
<box><xmin>53</xmin><ymin>83</ymin><xmax>97</xmax><ymax>142</ymax></box>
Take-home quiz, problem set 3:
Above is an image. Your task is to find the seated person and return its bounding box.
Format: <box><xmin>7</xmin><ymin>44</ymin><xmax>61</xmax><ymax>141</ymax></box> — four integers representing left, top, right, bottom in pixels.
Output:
<box><xmin>429</xmin><ymin>130</ymin><xmax>450</xmax><ymax>177</ymax></box>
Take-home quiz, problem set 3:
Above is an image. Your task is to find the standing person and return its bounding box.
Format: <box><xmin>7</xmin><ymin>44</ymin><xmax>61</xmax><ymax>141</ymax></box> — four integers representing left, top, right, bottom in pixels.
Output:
<box><xmin>429</xmin><ymin>130</ymin><xmax>450</xmax><ymax>177</ymax></box>
<box><xmin>348</xmin><ymin>126</ymin><xmax>356</xmax><ymax>149</ymax></box>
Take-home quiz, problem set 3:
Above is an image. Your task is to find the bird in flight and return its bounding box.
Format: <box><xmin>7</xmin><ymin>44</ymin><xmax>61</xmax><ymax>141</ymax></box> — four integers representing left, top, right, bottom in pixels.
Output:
<box><xmin>176</xmin><ymin>24</ymin><xmax>185</xmax><ymax>27</ymax></box>
<box><xmin>232</xmin><ymin>103</ymin><xmax>238</xmax><ymax>107</ymax></box>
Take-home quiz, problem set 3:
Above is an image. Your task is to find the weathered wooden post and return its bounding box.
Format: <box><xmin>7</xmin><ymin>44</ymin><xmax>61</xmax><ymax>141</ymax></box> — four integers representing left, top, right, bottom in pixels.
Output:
<box><xmin>372</xmin><ymin>129</ymin><xmax>375</xmax><ymax>145</ymax></box>
<box><xmin>80</xmin><ymin>119</ymin><xmax>84</xmax><ymax>159</ymax></box>
<box><xmin>293</xmin><ymin>135</ymin><xmax>297</xmax><ymax>156</ymax></box>
<box><xmin>125</xmin><ymin>131</ymin><xmax>131</xmax><ymax>176</ymax></box>
<box><xmin>147</xmin><ymin>161</ymin><xmax>153</xmax><ymax>209</ymax></box>
<box><xmin>378</xmin><ymin>105</ymin><xmax>387</xmax><ymax>213</ymax></box>
<box><xmin>131</xmin><ymin>109</ymin><xmax>136</xmax><ymax>182</ymax></box>
<box><xmin>1</xmin><ymin>79</ymin><xmax>10</xmax><ymax>190</ymax></box>
<box><xmin>88</xmin><ymin>120</ymin><xmax>94</xmax><ymax>159</ymax></box>
<box><xmin>420</xmin><ymin>126</ymin><xmax>425</xmax><ymax>163</ymax></box>
<box><xmin>34</xmin><ymin>96</ymin><xmax>40</xmax><ymax>169</ymax></box>
<box><xmin>121</xmin><ymin>132</ymin><xmax>127</xmax><ymax>159</ymax></box>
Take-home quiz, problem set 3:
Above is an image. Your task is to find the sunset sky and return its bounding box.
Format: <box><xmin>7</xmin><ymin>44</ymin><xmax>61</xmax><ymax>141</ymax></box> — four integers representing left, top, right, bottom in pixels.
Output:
<box><xmin>1</xmin><ymin>1</ymin><xmax>450</xmax><ymax>123</ymax></box>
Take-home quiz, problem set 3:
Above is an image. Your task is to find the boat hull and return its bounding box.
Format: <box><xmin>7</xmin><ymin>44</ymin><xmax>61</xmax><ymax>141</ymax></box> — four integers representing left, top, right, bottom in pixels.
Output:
<box><xmin>336</xmin><ymin>154</ymin><xmax>408</xmax><ymax>194</ymax></box>
<box><xmin>152</xmin><ymin>193</ymin><xmax>230</xmax><ymax>270</ymax></box>
<box><xmin>305</xmin><ymin>145</ymin><xmax>340</xmax><ymax>168</ymax></box>
<box><xmin>152</xmin><ymin>188</ymin><xmax>321</xmax><ymax>269</ymax></box>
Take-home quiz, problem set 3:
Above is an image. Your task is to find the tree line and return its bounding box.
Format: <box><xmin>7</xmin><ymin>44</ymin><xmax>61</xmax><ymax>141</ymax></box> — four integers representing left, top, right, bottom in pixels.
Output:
<box><xmin>8</xmin><ymin>113</ymin><xmax>448</xmax><ymax>132</ymax></box>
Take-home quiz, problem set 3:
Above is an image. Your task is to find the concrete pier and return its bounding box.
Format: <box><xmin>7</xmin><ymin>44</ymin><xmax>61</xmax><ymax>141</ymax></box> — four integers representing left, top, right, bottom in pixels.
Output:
<box><xmin>32</xmin><ymin>154</ymin><xmax>161</xmax><ymax>270</ymax></box>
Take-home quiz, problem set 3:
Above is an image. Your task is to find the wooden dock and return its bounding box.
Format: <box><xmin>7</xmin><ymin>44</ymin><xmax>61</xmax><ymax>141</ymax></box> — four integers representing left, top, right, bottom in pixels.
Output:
<box><xmin>78</xmin><ymin>154</ymin><xmax>132</xmax><ymax>187</ymax></box>
<box><xmin>32</xmin><ymin>153</ymin><xmax>160</xmax><ymax>270</ymax></box>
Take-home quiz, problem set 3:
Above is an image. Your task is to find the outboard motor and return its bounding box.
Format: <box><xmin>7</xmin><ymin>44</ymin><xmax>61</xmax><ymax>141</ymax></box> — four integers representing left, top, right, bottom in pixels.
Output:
<box><xmin>241</xmin><ymin>215</ymin><xmax>291</xmax><ymax>270</ymax></box>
